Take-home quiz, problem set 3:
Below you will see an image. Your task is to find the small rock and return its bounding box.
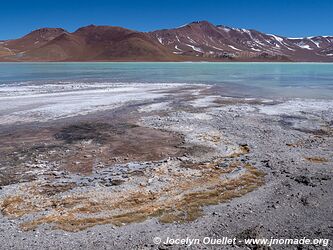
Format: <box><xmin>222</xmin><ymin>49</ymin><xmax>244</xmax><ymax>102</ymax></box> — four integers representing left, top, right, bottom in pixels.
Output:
<box><xmin>111</xmin><ymin>179</ymin><xmax>125</xmax><ymax>186</ymax></box>
<box><xmin>217</xmin><ymin>162</ymin><xmax>229</xmax><ymax>168</ymax></box>
<box><xmin>293</xmin><ymin>175</ymin><xmax>314</xmax><ymax>186</ymax></box>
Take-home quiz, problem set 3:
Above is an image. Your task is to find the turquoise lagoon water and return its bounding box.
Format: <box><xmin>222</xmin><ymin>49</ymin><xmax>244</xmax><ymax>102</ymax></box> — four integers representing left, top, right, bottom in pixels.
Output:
<box><xmin>0</xmin><ymin>62</ymin><xmax>332</xmax><ymax>99</ymax></box>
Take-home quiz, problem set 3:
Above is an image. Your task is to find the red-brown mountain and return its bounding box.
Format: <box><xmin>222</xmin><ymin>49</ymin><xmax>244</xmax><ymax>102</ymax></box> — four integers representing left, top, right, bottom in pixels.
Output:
<box><xmin>0</xmin><ymin>25</ymin><xmax>179</xmax><ymax>61</ymax></box>
<box><xmin>0</xmin><ymin>28</ymin><xmax>66</xmax><ymax>58</ymax></box>
<box><xmin>0</xmin><ymin>21</ymin><xmax>332</xmax><ymax>62</ymax></box>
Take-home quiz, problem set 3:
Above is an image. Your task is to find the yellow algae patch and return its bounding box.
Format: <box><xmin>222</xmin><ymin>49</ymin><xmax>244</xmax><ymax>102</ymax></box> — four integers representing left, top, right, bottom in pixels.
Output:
<box><xmin>1</xmin><ymin>161</ymin><xmax>265</xmax><ymax>232</ymax></box>
<box><xmin>197</xmin><ymin>133</ymin><xmax>222</xmax><ymax>145</ymax></box>
<box><xmin>226</xmin><ymin>145</ymin><xmax>250</xmax><ymax>158</ymax></box>
<box><xmin>305</xmin><ymin>157</ymin><xmax>329</xmax><ymax>163</ymax></box>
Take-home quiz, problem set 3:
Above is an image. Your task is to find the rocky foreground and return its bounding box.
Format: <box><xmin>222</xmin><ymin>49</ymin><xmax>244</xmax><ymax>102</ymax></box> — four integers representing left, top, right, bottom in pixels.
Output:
<box><xmin>0</xmin><ymin>83</ymin><xmax>332</xmax><ymax>249</ymax></box>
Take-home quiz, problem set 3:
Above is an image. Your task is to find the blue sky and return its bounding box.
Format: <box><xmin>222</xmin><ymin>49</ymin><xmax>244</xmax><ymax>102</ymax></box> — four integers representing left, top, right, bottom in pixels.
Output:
<box><xmin>1</xmin><ymin>0</ymin><xmax>332</xmax><ymax>40</ymax></box>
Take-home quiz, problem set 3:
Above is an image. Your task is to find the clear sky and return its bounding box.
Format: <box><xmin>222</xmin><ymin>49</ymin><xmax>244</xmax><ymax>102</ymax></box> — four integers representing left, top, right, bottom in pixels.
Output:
<box><xmin>1</xmin><ymin>0</ymin><xmax>332</xmax><ymax>40</ymax></box>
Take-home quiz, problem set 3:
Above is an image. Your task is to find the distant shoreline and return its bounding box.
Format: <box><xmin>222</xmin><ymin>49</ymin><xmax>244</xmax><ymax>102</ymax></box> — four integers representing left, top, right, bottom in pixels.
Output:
<box><xmin>0</xmin><ymin>60</ymin><xmax>332</xmax><ymax>63</ymax></box>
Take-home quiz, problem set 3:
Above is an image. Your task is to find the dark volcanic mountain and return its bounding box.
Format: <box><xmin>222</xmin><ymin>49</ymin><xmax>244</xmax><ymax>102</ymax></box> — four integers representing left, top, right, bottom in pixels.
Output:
<box><xmin>0</xmin><ymin>21</ymin><xmax>332</xmax><ymax>62</ymax></box>
<box><xmin>149</xmin><ymin>21</ymin><xmax>333</xmax><ymax>62</ymax></box>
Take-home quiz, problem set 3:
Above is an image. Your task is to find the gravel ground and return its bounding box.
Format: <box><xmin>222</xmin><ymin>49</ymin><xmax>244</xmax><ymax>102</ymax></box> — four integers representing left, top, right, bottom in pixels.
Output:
<box><xmin>0</xmin><ymin>84</ymin><xmax>332</xmax><ymax>250</ymax></box>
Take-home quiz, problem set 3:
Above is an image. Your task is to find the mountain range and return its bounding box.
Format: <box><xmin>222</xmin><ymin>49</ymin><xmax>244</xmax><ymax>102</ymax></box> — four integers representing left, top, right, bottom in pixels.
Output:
<box><xmin>1</xmin><ymin>21</ymin><xmax>332</xmax><ymax>62</ymax></box>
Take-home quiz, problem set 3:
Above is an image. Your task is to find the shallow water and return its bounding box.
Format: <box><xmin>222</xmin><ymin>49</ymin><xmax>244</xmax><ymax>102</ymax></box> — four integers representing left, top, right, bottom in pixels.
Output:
<box><xmin>0</xmin><ymin>62</ymin><xmax>332</xmax><ymax>99</ymax></box>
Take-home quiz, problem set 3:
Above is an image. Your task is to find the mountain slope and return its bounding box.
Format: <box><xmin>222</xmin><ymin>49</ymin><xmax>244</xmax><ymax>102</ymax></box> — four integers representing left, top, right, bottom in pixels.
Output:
<box><xmin>4</xmin><ymin>28</ymin><xmax>67</xmax><ymax>53</ymax></box>
<box><xmin>0</xmin><ymin>25</ymin><xmax>180</xmax><ymax>61</ymax></box>
<box><xmin>0</xmin><ymin>22</ymin><xmax>332</xmax><ymax>62</ymax></box>
<box><xmin>149</xmin><ymin>21</ymin><xmax>333</xmax><ymax>62</ymax></box>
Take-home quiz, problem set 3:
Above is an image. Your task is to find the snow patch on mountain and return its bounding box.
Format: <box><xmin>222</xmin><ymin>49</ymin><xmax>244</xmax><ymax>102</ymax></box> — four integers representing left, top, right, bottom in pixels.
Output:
<box><xmin>185</xmin><ymin>44</ymin><xmax>204</xmax><ymax>53</ymax></box>
<box><xmin>309</xmin><ymin>38</ymin><xmax>320</xmax><ymax>48</ymax></box>
<box><xmin>212</xmin><ymin>46</ymin><xmax>224</xmax><ymax>51</ymax></box>
<box><xmin>228</xmin><ymin>45</ymin><xmax>242</xmax><ymax>51</ymax></box>
<box><xmin>187</xmin><ymin>36</ymin><xmax>197</xmax><ymax>44</ymax></box>
<box><xmin>296</xmin><ymin>42</ymin><xmax>313</xmax><ymax>50</ymax></box>
<box><xmin>175</xmin><ymin>45</ymin><xmax>183</xmax><ymax>51</ymax></box>
<box><xmin>157</xmin><ymin>37</ymin><xmax>163</xmax><ymax>44</ymax></box>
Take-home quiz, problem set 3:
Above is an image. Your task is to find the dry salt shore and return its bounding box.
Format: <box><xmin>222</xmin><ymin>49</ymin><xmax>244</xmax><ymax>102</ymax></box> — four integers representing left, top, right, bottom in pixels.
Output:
<box><xmin>0</xmin><ymin>83</ymin><xmax>332</xmax><ymax>249</ymax></box>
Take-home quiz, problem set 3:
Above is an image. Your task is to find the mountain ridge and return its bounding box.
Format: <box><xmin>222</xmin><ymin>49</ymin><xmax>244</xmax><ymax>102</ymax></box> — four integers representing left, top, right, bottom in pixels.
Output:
<box><xmin>0</xmin><ymin>21</ymin><xmax>332</xmax><ymax>62</ymax></box>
